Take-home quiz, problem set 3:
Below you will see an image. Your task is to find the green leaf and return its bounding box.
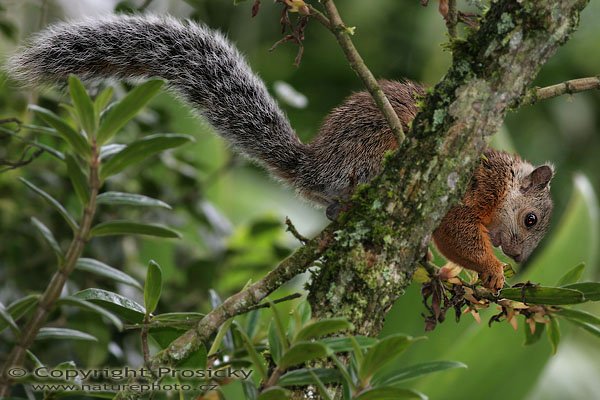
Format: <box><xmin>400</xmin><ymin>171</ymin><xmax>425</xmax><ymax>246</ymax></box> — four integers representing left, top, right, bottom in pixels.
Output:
<box><xmin>68</xmin><ymin>75</ymin><xmax>96</xmax><ymax>137</ymax></box>
<box><xmin>97</xmin><ymin>192</ymin><xmax>172</xmax><ymax>209</ymax></box>
<box><xmin>0</xmin><ymin>126</ymin><xmax>65</xmax><ymax>160</ymax></box>
<box><xmin>208</xmin><ymin>318</ymin><xmax>233</xmax><ymax>356</ymax></box>
<box><xmin>237</xmin><ymin>326</ymin><xmax>268</xmax><ymax>380</ymax></box>
<box><xmin>556</xmin><ymin>263</ymin><xmax>586</xmax><ymax>286</ymax></box>
<box><xmin>319</xmin><ymin>335</ymin><xmax>378</xmax><ymax>353</ymax></box>
<box><xmin>65</xmin><ymin>154</ymin><xmax>90</xmax><ymax>204</ymax></box>
<box><xmin>100</xmin><ymin>133</ymin><xmax>194</xmax><ymax>179</ymax></box>
<box><xmin>568</xmin><ymin>319</ymin><xmax>600</xmax><ymax>339</ymax></box>
<box><xmin>524</xmin><ymin>322</ymin><xmax>545</xmax><ymax>346</ymax></box>
<box><xmin>94</xmin><ymin>86</ymin><xmax>114</xmax><ymax>115</ymax></box>
<box><xmin>90</xmin><ymin>220</ymin><xmax>181</xmax><ymax>238</ymax></box>
<box><xmin>57</xmin><ymin>296</ymin><xmax>123</xmax><ymax>331</ymax></box>
<box><xmin>0</xmin><ymin>302</ymin><xmax>20</xmax><ymax>335</ymax></box>
<box><xmin>20</xmin><ymin>178</ymin><xmax>79</xmax><ymax>232</ymax></box>
<box><xmin>257</xmin><ymin>387</ymin><xmax>290</xmax><ymax>400</ymax></box>
<box><xmin>96</xmin><ymin>79</ymin><xmax>164</xmax><ymax>144</ymax></box>
<box><xmin>294</xmin><ymin>317</ymin><xmax>353</xmax><ymax>343</ymax></box>
<box><xmin>29</xmin><ymin>104</ymin><xmax>90</xmax><ymax>157</ymax></box>
<box><xmin>279</xmin><ymin>341</ymin><xmax>328</xmax><ymax>369</ymax></box>
<box><xmin>499</xmin><ymin>286</ymin><xmax>585</xmax><ymax>305</ymax></box>
<box><xmin>76</xmin><ymin>258</ymin><xmax>142</xmax><ymax>290</ymax></box>
<box><xmin>372</xmin><ymin>361</ymin><xmax>467</xmax><ymax>387</ymax></box>
<box><xmin>242</xmin><ymin>380</ymin><xmax>259</xmax><ymax>400</ymax></box>
<box><xmin>546</xmin><ymin>316</ymin><xmax>560</xmax><ymax>355</ymax></box>
<box><xmin>31</xmin><ymin>217</ymin><xmax>63</xmax><ymax>261</ymax></box>
<box><xmin>563</xmin><ymin>282</ymin><xmax>600</xmax><ymax>301</ymax></box>
<box><xmin>358</xmin><ymin>334</ymin><xmax>417</xmax><ymax>385</ymax></box>
<box><xmin>310</xmin><ymin>369</ymin><xmax>333</xmax><ymax>400</ymax></box>
<box><xmin>278</xmin><ymin>368</ymin><xmax>342</xmax><ymax>387</ymax></box>
<box><xmin>178</xmin><ymin>344</ymin><xmax>207</xmax><ymax>369</ymax></box>
<box><xmin>72</xmin><ymin>288</ymin><xmax>145</xmax><ymax>323</ymax></box>
<box><xmin>270</xmin><ymin>302</ymin><xmax>289</xmax><ymax>353</ymax></box>
<box><xmin>269</xmin><ymin>320</ymin><xmax>283</xmax><ymax>365</ymax></box>
<box><xmin>144</xmin><ymin>260</ymin><xmax>162</xmax><ymax>314</ymax></box>
<box><xmin>555</xmin><ymin>308</ymin><xmax>600</xmax><ymax>326</ymax></box>
<box><xmin>36</xmin><ymin>327</ymin><xmax>98</xmax><ymax>342</ymax></box>
<box><xmin>0</xmin><ymin>295</ymin><xmax>40</xmax><ymax>333</ymax></box>
<box><xmin>354</xmin><ymin>387</ymin><xmax>426</xmax><ymax>400</ymax></box>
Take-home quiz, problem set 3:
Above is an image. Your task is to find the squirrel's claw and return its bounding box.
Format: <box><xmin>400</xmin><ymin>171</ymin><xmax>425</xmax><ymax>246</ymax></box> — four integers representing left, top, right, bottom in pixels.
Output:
<box><xmin>479</xmin><ymin>270</ymin><xmax>505</xmax><ymax>293</ymax></box>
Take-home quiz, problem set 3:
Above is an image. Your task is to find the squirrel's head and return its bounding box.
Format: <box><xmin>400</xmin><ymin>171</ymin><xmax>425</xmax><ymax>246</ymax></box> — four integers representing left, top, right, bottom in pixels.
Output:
<box><xmin>488</xmin><ymin>163</ymin><xmax>554</xmax><ymax>263</ymax></box>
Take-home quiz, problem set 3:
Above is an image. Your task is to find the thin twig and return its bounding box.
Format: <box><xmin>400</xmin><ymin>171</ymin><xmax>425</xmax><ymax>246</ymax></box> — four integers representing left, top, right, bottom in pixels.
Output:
<box><xmin>0</xmin><ymin>142</ymin><xmax>101</xmax><ymax>396</ymax></box>
<box><xmin>522</xmin><ymin>76</ymin><xmax>600</xmax><ymax>105</ymax></box>
<box><xmin>446</xmin><ymin>0</ymin><xmax>458</xmax><ymax>38</ymax></box>
<box><xmin>141</xmin><ymin>315</ymin><xmax>151</xmax><ymax>367</ymax></box>
<box><xmin>245</xmin><ymin>292</ymin><xmax>303</xmax><ymax>312</ymax></box>
<box><xmin>311</xmin><ymin>0</ymin><xmax>406</xmax><ymax>144</ymax></box>
<box><xmin>285</xmin><ymin>217</ymin><xmax>308</xmax><ymax>244</ymax></box>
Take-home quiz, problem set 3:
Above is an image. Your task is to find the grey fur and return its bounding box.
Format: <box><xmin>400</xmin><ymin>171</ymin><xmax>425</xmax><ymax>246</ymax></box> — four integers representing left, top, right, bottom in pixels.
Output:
<box><xmin>8</xmin><ymin>15</ymin><xmax>308</xmax><ymax>190</ymax></box>
<box><xmin>7</xmin><ymin>15</ymin><xmax>425</xmax><ymax>207</ymax></box>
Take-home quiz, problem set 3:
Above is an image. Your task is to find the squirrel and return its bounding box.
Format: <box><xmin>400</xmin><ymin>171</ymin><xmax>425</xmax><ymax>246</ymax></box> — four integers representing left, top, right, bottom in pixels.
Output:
<box><xmin>7</xmin><ymin>15</ymin><xmax>554</xmax><ymax>290</ymax></box>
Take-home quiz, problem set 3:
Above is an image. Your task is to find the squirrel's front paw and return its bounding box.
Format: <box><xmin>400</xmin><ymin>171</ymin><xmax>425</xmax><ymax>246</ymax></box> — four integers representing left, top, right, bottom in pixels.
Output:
<box><xmin>479</xmin><ymin>269</ymin><xmax>505</xmax><ymax>292</ymax></box>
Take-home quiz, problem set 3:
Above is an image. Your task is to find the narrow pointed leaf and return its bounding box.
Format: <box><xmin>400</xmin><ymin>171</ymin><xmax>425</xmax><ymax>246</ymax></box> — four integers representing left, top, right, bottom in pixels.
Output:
<box><xmin>72</xmin><ymin>288</ymin><xmax>145</xmax><ymax>323</ymax></box>
<box><xmin>94</xmin><ymin>86</ymin><xmax>114</xmax><ymax>115</ymax></box>
<box><xmin>96</xmin><ymin>79</ymin><xmax>164</xmax><ymax>144</ymax></box>
<box><xmin>568</xmin><ymin>319</ymin><xmax>600</xmax><ymax>339</ymax></box>
<box><xmin>242</xmin><ymin>380</ymin><xmax>259</xmax><ymax>400</ymax></box>
<box><xmin>270</xmin><ymin>302</ymin><xmax>289</xmax><ymax>353</ymax></box>
<box><xmin>90</xmin><ymin>221</ymin><xmax>180</xmax><ymax>238</ymax></box>
<box><xmin>269</xmin><ymin>320</ymin><xmax>283</xmax><ymax>365</ymax></box>
<box><xmin>359</xmin><ymin>334</ymin><xmax>417</xmax><ymax>384</ymax></box>
<box><xmin>65</xmin><ymin>154</ymin><xmax>90</xmax><ymax>204</ymax></box>
<box><xmin>524</xmin><ymin>322</ymin><xmax>545</xmax><ymax>346</ymax></box>
<box><xmin>76</xmin><ymin>258</ymin><xmax>142</xmax><ymax>290</ymax></box>
<box><xmin>68</xmin><ymin>75</ymin><xmax>96</xmax><ymax>137</ymax></box>
<box><xmin>100</xmin><ymin>133</ymin><xmax>194</xmax><ymax>179</ymax></box>
<box><xmin>354</xmin><ymin>387</ymin><xmax>426</xmax><ymax>400</ymax></box>
<box><xmin>20</xmin><ymin>178</ymin><xmax>79</xmax><ymax>231</ymax></box>
<box><xmin>36</xmin><ymin>327</ymin><xmax>98</xmax><ymax>342</ymax></box>
<box><xmin>556</xmin><ymin>263</ymin><xmax>586</xmax><ymax>286</ymax></box>
<box><xmin>279</xmin><ymin>342</ymin><xmax>328</xmax><ymax>369</ymax></box>
<box><xmin>500</xmin><ymin>286</ymin><xmax>585</xmax><ymax>305</ymax></box>
<box><xmin>57</xmin><ymin>296</ymin><xmax>123</xmax><ymax>331</ymax></box>
<box><xmin>0</xmin><ymin>295</ymin><xmax>40</xmax><ymax>333</ymax></box>
<box><xmin>144</xmin><ymin>260</ymin><xmax>162</xmax><ymax>314</ymax></box>
<box><xmin>278</xmin><ymin>368</ymin><xmax>342</xmax><ymax>387</ymax></box>
<box><xmin>373</xmin><ymin>361</ymin><xmax>467</xmax><ymax>387</ymax></box>
<box><xmin>294</xmin><ymin>318</ymin><xmax>353</xmax><ymax>343</ymax></box>
<box><xmin>29</xmin><ymin>104</ymin><xmax>90</xmax><ymax>157</ymax></box>
<box><xmin>97</xmin><ymin>192</ymin><xmax>171</xmax><ymax>209</ymax></box>
<box><xmin>31</xmin><ymin>217</ymin><xmax>63</xmax><ymax>261</ymax></box>
<box><xmin>208</xmin><ymin>318</ymin><xmax>233</xmax><ymax>356</ymax></box>
<box><xmin>0</xmin><ymin>302</ymin><xmax>20</xmax><ymax>335</ymax></box>
<box><xmin>307</xmin><ymin>369</ymin><xmax>332</xmax><ymax>400</ymax></box>
<box><xmin>563</xmin><ymin>282</ymin><xmax>600</xmax><ymax>301</ymax></box>
<box><xmin>556</xmin><ymin>308</ymin><xmax>600</xmax><ymax>326</ymax></box>
<box><xmin>319</xmin><ymin>335</ymin><xmax>378</xmax><ymax>353</ymax></box>
<box><xmin>0</xmin><ymin>127</ymin><xmax>65</xmax><ymax>160</ymax></box>
<box><xmin>547</xmin><ymin>317</ymin><xmax>560</xmax><ymax>354</ymax></box>
<box><xmin>237</xmin><ymin>327</ymin><xmax>268</xmax><ymax>380</ymax></box>
<box><xmin>257</xmin><ymin>387</ymin><xmax>290</xmax><ymax>400</ymax></box>
<box><xmin>100</xmin><ymin>144</ymin><xmax>126</xmax><ymax>160</ymax></box>
<box><xmin>150</xmin><ymin>312</ymin><xmax>204</xmax><ymax>330</ymax></box>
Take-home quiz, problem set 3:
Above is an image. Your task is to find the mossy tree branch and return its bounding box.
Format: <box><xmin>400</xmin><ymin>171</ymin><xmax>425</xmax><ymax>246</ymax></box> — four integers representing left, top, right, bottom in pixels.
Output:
<box><xmin>305</xmin><ymin>0</ymin><xmax>590</xmax><ymax>335</ymax></box>
<box><xmin>114</xmin><ymin>0</ymin><xmax>589</xmax><ymax>397</ymax></box>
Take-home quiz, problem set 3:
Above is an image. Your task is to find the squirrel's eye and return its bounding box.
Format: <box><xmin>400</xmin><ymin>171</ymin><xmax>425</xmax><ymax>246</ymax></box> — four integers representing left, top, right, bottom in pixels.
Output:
<box><xmin>524</xmin><ymin>212</ymin><xmax>537</xmax><ymax>228</ymax></box>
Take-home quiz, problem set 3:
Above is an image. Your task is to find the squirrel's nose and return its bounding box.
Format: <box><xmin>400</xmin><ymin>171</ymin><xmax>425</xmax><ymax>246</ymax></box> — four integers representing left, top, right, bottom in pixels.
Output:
<box><xmin>505</xmin><ymin>251</ymin><xmax>522</xmax><ymax>262</ymax></box>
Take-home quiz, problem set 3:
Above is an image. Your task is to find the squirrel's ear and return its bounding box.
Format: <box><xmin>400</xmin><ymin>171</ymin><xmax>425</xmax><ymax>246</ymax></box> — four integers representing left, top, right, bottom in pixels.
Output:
<box><xmin>521</xmin><ymin>164</ymin><xmax>554</xmax><ymax>192</ymax></box>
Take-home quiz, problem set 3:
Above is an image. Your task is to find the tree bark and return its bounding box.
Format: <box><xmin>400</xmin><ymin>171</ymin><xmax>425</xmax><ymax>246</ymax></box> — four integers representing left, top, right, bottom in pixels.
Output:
<box><xmin>306</xmin><ymin>0</ymin><xmax>589</xmax><ymax>337</ymax></box>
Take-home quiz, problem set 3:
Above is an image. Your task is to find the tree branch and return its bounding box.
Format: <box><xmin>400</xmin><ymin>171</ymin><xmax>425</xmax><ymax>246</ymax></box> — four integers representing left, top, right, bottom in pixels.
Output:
<box><xmin>522</xmin><ymin>76</ymin><xmax>600</xmax><ymax>105</ymax></box>
<box><xmin>310</xmin><ymin>0</ymin><xmax>406</xmax><ymax>143</ymax></box>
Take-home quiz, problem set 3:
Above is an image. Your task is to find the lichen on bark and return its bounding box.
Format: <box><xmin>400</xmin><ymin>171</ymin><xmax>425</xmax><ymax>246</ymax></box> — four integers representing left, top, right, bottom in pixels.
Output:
<box><xmin>306</xmin><ymin>0</ymin><xmax>590</xmax><ymax>337</ymax></box>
